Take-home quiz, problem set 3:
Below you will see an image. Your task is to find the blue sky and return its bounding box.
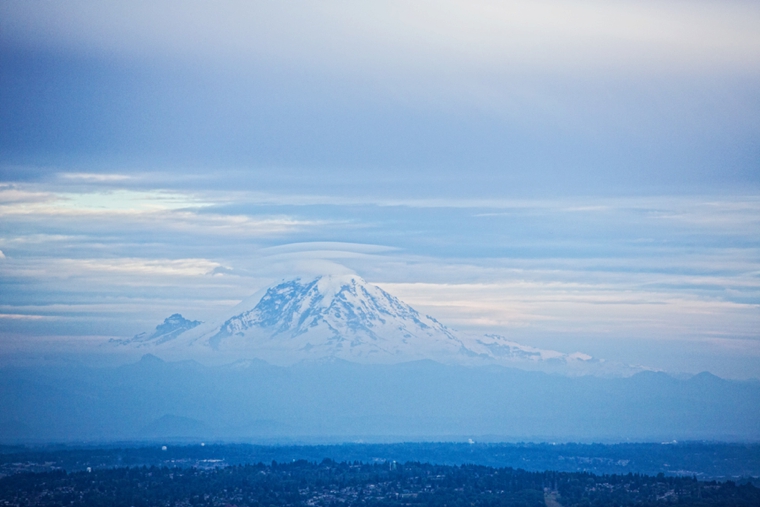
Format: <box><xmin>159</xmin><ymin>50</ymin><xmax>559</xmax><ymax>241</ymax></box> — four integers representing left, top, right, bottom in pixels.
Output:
<box><xmin>1</xmin><ymin>1</ymin><xmax>759</xmax><ymax>377</ymax></box>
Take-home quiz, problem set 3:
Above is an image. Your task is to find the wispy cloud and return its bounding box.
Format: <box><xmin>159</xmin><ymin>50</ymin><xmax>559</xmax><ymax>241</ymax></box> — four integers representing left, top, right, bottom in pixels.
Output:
<box><xmin>59</xmin><ymin>172</ymin><xmax>132</xmax><ymax>182</ymax></box>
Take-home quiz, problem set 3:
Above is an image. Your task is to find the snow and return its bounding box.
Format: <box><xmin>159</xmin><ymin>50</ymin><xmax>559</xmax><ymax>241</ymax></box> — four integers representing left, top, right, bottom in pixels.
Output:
<box><xmin>315</xmin><ymin>274</ymin><xmax>363</xmax><ymax>307</ymax></box>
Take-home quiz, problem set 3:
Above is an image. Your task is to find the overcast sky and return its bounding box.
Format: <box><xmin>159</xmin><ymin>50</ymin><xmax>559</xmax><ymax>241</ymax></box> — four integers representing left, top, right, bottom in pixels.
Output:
<box><xmin>1</xmin><ymin>1</ymin><xmax>759</xmax><ymax>377</ymax></box>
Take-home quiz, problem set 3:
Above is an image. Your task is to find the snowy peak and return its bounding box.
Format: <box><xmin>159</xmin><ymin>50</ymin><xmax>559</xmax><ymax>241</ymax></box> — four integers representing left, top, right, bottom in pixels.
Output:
<box><xmin>207</xmin><ymin>274</ymin><xmax>461</xmax><ymax>355</ymax></box>
<box><xmin>113</xmin><ymin>313</ymin><xmax>201</xmax><ymax>347</ymax></box>
<box><xmin>472</xmin><ymin>334</ymin><xmax>651</xmax><ymax>377</ymax></box>
<box><xmin>476</xmin><ymin>334</ymin><xmax>604</xmax><ymax>363</ymax></box>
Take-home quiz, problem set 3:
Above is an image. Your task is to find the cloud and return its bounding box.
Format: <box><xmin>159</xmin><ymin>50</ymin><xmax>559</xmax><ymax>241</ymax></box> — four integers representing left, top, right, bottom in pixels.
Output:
<box><xmin>3</xmin><ymin>0</ymin><xmax>758</xmax><ymax>77</ymax></box>
<box><xmin>0</xmin><ymin>187</ymin><xmax>325</xmax><ymax>240</ymax></box>
<box><xmin>379</xmin><ymin>280</ymin><xmax>760</xmax><ymax>341</ymax></box>
<box><xmin>59</xmin><ymin>173</ymin><xmax>132</xmax><ymax>182</ymax></box>
<box><xmin>0</xmin><ymin>185</ymin><xmax>56</xmax><ymax>205</ymax></box>
<box><xmin>260</xmin><ymin>242</ymin><xmax>400</xmax><ymax>256</ymax></box>
<box><xmin>3</xmin><ymin>5</ymin><xmax>757</xmax><ymax>194</ymax></box>
<box><xmin>3</xmin><ymin>0</ymin><xmax>758</xmax><ymax>142</ymax></box>
<box><xmin>58</xmin><ymin>258</ymin><xmax>223</xmax><ymax>277</ymax></box>
<box><xmin>0</xmin><ymin>313</ymin><xmax>55</xmax><ymax>321</ymax></box>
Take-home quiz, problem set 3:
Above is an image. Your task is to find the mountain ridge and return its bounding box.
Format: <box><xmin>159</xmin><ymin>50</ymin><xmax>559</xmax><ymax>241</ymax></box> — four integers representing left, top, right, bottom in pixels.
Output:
<box><xmin>3</xmin><ymin>356</ymin><xmax>759</xmax><ymax>442</ymax></box>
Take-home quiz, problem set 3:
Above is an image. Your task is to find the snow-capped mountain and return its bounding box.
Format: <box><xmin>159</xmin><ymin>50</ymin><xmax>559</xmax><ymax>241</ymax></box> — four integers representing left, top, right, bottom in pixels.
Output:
<box><xmin>112</xmin><ymin>313</ymin><xmax>201</xmax><ymax>347</ymax></box>
<box><xmin>170</xmin><ymin>274</ymin><xmax>473</xmax><ymax>364</ymax></box>
<box><xmin>118</xmin><ymin>274</ymin><xmax>649</xmax><ymax>376</ymax></box>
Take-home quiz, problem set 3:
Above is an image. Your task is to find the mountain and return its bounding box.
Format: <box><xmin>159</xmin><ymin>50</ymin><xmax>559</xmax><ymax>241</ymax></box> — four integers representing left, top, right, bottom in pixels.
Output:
<box><xmin>7</xmin><ymin>280</ymin><xmax>754</xmax><ymax>443</ymax></box>
<box><xmin>112</xmin><ymin>313</ymin><xmax>202</xmax><ymax>346</ymax></box>
<box><xmin>117</xmin><ymin>274</ymin><xmax>647</xmax><ymax>376</ymax></box>
<box><xmin>2</xmin><ymin>357</ymin><xmax>759</xmax><ymax>442</ymax></box>
<box><xmin>193</xmin><ymin>274</ymin><xmax>475</xmax><ymax>364</ymax></box>
<box><xmin>138</xmin><ymin>414</ymin><xmax>211</xmax><ymax>439</ymax></box>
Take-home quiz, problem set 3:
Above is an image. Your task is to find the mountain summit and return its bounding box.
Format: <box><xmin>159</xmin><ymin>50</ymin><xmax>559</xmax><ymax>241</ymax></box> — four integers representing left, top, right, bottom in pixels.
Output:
<box><xmin>111</xmin><ymin>313</ymin><xmax>201</xmax><ymax>346</ymax></box>
<box><xmin>120</xmin><ymin>274</ymin><xmax>647</xmax><ymax>376</ymax></box>
<box><xmin>165</xmin><ymin>274</ymin><xmax>473</xmax><ymax>364</ymax></box>
<box><xmin>207</xmin><ymin>274</ymin><xmax>466</xmax><ymax>355</ymax></box>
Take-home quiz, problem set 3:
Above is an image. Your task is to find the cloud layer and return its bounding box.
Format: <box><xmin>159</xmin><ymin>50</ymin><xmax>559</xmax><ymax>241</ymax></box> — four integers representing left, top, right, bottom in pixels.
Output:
<box><xmin>0</xmin><ymin>2</ymin><xmax>758</xmax><ymax>377</ymax></box>
<box><xmin>2</xmin><ymin>1</ymin><xmax>759</xmax><ymax>193</ymax></box>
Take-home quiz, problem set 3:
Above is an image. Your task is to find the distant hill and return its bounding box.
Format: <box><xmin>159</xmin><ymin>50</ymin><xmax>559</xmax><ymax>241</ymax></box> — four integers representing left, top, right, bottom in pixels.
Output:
<box><xmin>138</xmin><ymin>414</ymin><xmax>210</xmax><ymax>439</ymax></box>
<box><xmin>0</xmin><ymin>356</ymin><xmax>758</xmax><ymax>442</ymax></box>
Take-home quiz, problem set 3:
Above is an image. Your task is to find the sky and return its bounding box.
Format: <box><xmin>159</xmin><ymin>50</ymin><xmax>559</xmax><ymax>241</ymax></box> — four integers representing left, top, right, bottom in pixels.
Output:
<box><xmin>0</xmin><ymin>0</ymin><xmax>759</xmax><ymax>378</ymax></box>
